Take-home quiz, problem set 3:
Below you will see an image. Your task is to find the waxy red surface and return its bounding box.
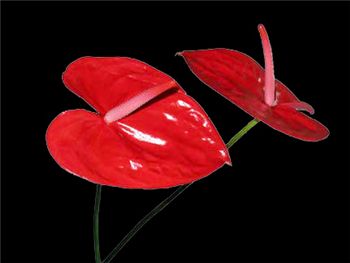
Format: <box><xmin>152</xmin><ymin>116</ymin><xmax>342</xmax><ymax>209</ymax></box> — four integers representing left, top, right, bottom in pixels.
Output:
<box><xmin>46</xmin><ymin>57</ymin><xmax>230</xmax><ymax>189</ymax></box>
<box><xmin>179</xmin><ymin>26</ymin><xmax>329</xmax><ymax>142</ymax></box>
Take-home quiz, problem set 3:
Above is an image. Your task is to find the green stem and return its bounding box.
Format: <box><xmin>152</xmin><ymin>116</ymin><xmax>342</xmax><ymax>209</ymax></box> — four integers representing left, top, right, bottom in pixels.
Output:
<box><xmin>101</xmin><ymin>118</ymin><xmax>260</xmax><ymax>263</ymax></box>
<box><xmin>226</xmin><ymin>119</ymin><xmax>259</xmax><ymax>149</ymax></box>
<box><xmin>102</xmin><ymin>184</ymin><xmax>191</xmax><ymax>263</ymax></box>
<box><xmin>94</xmin><ymin>184</ymin><xmax>102</xmax><ymax>263</ymax></box>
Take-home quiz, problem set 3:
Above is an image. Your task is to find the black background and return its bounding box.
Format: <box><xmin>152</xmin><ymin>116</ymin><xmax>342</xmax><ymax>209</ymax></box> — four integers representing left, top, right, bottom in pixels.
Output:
<box><xmin>2</xmin><ymin>2</ymin><xmax>350</xmax><ymax>263</ymax></box>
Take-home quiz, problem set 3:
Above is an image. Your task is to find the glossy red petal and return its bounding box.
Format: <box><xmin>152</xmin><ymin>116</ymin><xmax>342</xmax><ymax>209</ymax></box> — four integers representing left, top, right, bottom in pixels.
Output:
<box><xmin>179</xmin><ymin>49</ymin><xmax>329</xmax><ymax>141</ymax></box>
<box><xmin>62</xmin><ymin>57</ymin><xmax>184</xmax><ymax>115</ymax></box>
<box><xmin>46</xmin><ymin>92</ymin><xmax>230</xmax><ymax>189</ymax></box>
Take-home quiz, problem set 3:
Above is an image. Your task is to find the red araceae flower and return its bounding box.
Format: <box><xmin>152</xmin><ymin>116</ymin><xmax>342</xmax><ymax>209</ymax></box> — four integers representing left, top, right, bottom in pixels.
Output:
<box><xmin>46</xmin><ymin>57</ymin><xmax>230</xmax><ymax>189</ymax></box>
<box><xmin>178</xmin><ymin>24</ymin><xmax>329</xmax><ymax>142</ymax></box>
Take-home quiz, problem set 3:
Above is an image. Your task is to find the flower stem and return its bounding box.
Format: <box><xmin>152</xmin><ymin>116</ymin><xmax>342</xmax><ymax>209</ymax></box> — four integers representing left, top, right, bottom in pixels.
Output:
<box><xmin>100</xmin><ymin>118</ymin><xmax>260</xmax><ymax>263</ymax></box>
<box><xmin>102</xmin><ymin>183</ymin><xmax>191</xmax><ymax>263</ymax></box>
<box><xmin>226</xmin><ymin>119</ymin><xmax>260</xmax><ymax>149</ymax></box>
<box><xmin>94</xmin><ymin>184</ymin><xmax>102</xmax><ymax>263</ymax></box>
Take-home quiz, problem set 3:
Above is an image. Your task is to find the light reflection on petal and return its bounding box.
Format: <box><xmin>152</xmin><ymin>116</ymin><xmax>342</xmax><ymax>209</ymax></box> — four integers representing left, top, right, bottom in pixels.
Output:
<box><xmin>164</xmin><ymin>113</ymin><xmax>177</xmax><ymax>121</ymax></box>
<box><xmin>119</xmin><ymin>123</ymin><xmax>166</xmax><ymax>145</ymax></box>
<box><xmin>129</xmin><ymin>160</ymin><xmax>143</xmax><ymax>170</ymax></box>
<box><xmin>177</xmin><ymin>100</ymin><xmax>191</xmax><ymax>108</ymax></box>
<box><xmin>201</xmin><ymin>137</ymin><xmax>215</xmax><ymax>144</ymax></box>
<box><xmin>219</xmin><ymin>150</ymin><xmax>227</xmax><ymax>158</ymax></box>
<box><xmin>189</xmin><ymin>109</ymin><xmax>209</xmax><ymax>127</ymax></box>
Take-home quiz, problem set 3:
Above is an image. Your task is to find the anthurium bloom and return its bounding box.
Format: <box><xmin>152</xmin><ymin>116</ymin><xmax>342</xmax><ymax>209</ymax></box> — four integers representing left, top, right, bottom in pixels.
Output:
<box><xmin>178</xmin><ymin>24</ymin><xmax>329</xmax><ymax>142</ymax></box>
<box><xmin>46</xmin><ymin>57</ymin><xmax>230</xmax><ymax>189</ymax></box>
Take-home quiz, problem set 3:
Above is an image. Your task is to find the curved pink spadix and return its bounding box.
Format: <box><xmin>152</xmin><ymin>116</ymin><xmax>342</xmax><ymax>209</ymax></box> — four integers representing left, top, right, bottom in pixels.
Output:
<box><xmin>178</xmin><ymin>24</ymin><xmax>329</xmax><ymax>142</ymax></box>
<box><xmin>258</xmin><ymin>24</ymin><xmax>276</xmax><ymax>106</ymax></box>
<box><xmin>104</xmin><ymin>80</ymin><xmax>176</xmax><ymax>123</ymax></box>
<box><xmin>47</xmin><ymin>57</ymin><xmax>230</xmax><ymax>189</ymax></box>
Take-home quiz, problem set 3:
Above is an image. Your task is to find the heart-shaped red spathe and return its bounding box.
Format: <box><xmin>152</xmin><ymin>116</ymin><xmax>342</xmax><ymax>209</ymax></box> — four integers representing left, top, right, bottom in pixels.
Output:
<box><xmin>46</xmin><ymin>57</ymin><xmax>230</xmax><ymax>189</ymax></box>
<box><xmin>178</xmin><ymin>28</ymin><xmax>329</xmax><ymax>142</ymax></box>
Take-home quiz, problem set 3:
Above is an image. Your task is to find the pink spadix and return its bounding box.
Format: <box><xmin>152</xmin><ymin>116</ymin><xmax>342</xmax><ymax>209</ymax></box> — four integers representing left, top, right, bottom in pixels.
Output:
<box><xmin>104</xmin><ymin>81</ymin><xmax>176</xmax><ymax>123</ymax></box>
<box><xmin>258</xmin><ymin>24</ymin><xmax>314</xmax><ymax>114</ymax></box>
<box><xmin>258</xmin><ymin>24</ymin><xmax>276</xmax><ymax>106</ymax></box>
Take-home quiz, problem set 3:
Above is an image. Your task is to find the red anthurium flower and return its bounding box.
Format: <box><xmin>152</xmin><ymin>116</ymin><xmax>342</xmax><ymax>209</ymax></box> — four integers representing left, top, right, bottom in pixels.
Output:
<box><xmin>46</xmin><ymin>57</ymin><xmax>230</xmax><ymax>189</ymax></box>
<box><xmin>178</xmin><ymin>24</ymin><xmax>329</xmax><ymax>142</ymax></box>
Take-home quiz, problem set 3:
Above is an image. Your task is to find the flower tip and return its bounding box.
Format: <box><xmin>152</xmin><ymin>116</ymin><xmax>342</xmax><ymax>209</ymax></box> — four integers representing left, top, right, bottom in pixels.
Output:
<box><xmin>307</xmin><ymin>105</ymin><xmax>315</xmax><ymax>115</ymax></box>
<box><xmin>222</xmin><ymin>149</ymin><xmax>232</xmax><ymax>166</ymax></box>
<box><xmin>307</xmin><ymin>128</ymin><xmax>330</xmax><ymax>142</ymax></box>
<box><xmin>257</xmin><ymin>24</ymin><xmax>266</xmax><ymax>32</ymax></box>
<box><xmin>280</xmin><ymin>101</ymin><xmax>315</xmax><ymax>115</ymax></box>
